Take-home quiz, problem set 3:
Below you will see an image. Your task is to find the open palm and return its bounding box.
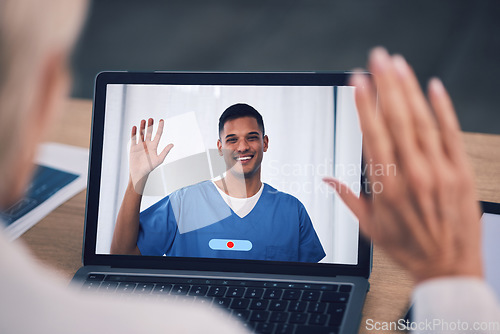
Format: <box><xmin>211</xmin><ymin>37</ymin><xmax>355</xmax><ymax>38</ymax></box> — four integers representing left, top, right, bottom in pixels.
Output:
<box><xmin>129</xmin><ymin>118</ymin><xmax>173</xmax><ymax>193</ymax></box>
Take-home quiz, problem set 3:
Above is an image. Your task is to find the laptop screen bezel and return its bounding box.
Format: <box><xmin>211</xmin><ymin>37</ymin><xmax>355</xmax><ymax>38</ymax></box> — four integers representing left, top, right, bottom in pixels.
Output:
<box><xmin>83</xmin><ymin>71</ymin><xmax>372</xmax><ymax>279</ymax></box>
<box><xmin>481</xmin><ymin>201</ymin><xmax>500</xmax><ymax>215</ymax></box>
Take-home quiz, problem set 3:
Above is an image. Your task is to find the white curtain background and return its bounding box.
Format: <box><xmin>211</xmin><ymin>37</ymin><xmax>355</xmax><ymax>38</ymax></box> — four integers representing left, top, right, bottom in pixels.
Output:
<box><xmin>96</xmin><ymin>84</ymin><xmax>361</xmax><ymax>264</ymax></box>
<box><xmin>334</xmin><ymin>87</ymin><xmax>362</xmax><ymax>264</ymax></box>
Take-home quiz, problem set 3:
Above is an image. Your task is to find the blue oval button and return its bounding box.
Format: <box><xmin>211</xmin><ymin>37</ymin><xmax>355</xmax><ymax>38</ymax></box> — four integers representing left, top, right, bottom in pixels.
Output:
<box><xmin>209</xmin><ymin>239</ymin><xmax>253</xmax><ymax>251</ymax></box>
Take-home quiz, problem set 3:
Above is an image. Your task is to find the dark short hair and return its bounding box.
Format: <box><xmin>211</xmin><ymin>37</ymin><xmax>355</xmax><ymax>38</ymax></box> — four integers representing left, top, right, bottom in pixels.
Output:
<box><xmin>218</xmin><ymin>103</ymin><xmax>265</xmax><ymax>137</ymax></box>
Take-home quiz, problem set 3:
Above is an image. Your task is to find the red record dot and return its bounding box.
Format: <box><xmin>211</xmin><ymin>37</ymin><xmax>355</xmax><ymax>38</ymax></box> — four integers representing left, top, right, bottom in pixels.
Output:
<box><xmin>227</xmin><ymin>241</ymin><xmax>234</xmax><ymax>249</ymax></box>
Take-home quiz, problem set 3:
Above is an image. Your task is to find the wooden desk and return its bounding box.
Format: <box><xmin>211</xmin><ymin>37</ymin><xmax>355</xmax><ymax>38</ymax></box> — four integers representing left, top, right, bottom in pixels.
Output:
<box><xmin>19</xmin><ymin>99</ymin><xmax>500</xmax><ymax>333</ymax></box>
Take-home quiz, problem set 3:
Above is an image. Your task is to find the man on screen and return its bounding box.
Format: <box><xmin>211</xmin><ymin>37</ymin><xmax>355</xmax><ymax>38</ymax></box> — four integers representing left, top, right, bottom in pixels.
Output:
<box><xmin>110</xmin><ymin>103</ymin><xmax>325</xmax><ymax>262</ymax></box>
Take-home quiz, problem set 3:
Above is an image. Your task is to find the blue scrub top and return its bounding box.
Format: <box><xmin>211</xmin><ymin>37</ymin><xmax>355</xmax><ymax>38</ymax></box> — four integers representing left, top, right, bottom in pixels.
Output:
<box><xmin>137</xmin><ymin>181</ymin><xmax>325</xmax><ymax>263</ymax></box>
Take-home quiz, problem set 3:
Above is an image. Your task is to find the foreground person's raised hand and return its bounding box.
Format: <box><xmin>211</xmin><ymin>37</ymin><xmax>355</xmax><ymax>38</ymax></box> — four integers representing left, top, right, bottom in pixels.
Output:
<box><xmin>324</xmin><ymin>47</ymin><xmax>482</xmax><ymax>284</ymax></box>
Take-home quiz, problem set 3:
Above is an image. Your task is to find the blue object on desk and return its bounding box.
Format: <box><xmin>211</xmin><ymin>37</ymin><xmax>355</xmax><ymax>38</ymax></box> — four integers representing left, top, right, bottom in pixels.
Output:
<box><xmin>0</xmin><ymin>165</ymin><xmax>78</xmax><ymax>225</ymax></box>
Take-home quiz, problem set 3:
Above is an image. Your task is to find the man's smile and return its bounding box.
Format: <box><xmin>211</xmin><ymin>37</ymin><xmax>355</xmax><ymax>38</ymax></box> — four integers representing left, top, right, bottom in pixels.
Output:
<box><xmin>235</xmin><ymin>154</ymin><xmax>254</xmax><ymax>164</ymax></box>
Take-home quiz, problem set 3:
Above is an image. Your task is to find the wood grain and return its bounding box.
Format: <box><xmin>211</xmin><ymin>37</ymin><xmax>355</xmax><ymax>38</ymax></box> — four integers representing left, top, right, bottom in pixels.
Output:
<box><xmin>18</xmin><ymin>99</ymin><xmax>500</xmax><ymax>332</ymax></box>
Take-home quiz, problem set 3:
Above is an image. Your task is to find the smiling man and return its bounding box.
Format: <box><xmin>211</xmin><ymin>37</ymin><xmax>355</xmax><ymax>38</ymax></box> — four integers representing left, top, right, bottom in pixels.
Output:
<box><xmin>111</xmin><ymin>103</ymin><xmax>325</xmax><ymax>263</ymax></box>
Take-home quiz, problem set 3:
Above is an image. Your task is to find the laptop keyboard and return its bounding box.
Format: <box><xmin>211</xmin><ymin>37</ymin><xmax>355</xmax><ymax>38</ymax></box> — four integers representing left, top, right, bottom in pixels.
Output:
<box><xmin>82</xmin><ymin>274</ymin><xmax>352</xmax><ymax>334</ymax></box>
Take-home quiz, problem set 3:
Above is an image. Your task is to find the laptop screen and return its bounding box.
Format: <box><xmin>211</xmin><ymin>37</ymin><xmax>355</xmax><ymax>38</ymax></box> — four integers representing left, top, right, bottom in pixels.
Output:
<box><xmin>481</xmin><ymin>201</ymin><xmax>500</xmax><ymax>301</ymax></box>
<box><xmin>87</xmin><ymin>72</ymin><xmax>371</xmax><ymax>274</ymax></box>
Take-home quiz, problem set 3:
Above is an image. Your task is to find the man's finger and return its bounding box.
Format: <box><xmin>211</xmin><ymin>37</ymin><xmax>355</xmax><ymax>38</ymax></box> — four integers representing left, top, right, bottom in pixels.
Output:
<box><xmin>145</xmin><ymin>118</ymin><xmax>154</xmax><ymax>141</ymax></box>
<box><xmin>323</xmin><ymin>177</ymin><xmax>372</xmax><ymax>237</ymax></box>
<box><xmin>131</xmin><ymin>126</ymin><xmax>137</xmax><ymax>145</ymax></box>
<box><xmin>153</xmin><ymin>119</ymin><xmax>165</xmax><ymax>143</ymax></box>
<box><xmin>159</xmin><ymin>143</ymin><xmax>174</xmax><ymax>162</ymax></box>
<box><xmin>139</xmin><ymin>119</ymin><xmax>146</xmax><ymax>142</ymax></box>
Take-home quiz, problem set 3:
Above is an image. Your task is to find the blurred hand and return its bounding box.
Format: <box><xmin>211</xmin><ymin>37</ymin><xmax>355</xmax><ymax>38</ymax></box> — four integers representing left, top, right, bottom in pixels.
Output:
<box><xmin>324</xmin><ymin>47</ymin><xmax>482</xmax><ymax>284</ymax></box>
<box><xmin>129</xmin><ymin>118</ymin><xmax>173</xmax><ymax>194</ymax></box>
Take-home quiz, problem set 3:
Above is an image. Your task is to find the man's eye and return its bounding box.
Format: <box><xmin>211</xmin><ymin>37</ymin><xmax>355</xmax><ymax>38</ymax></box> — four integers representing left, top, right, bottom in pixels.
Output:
<box><xmin>248</xmin><ymin>136</ymin><xmax>258</xmax><ymax>141</ymax></box>
<box><xmin>227</xmin><ymin>139</ymin><xmax>237</xmax><ymax>143</ymax></box>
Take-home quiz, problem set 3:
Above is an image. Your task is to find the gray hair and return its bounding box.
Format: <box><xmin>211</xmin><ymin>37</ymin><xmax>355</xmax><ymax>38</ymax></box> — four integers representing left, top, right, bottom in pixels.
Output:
<box><xmin>0</xmin><ymin>0</ymin><xmax>87</xmax><ymax>194</ymax></box>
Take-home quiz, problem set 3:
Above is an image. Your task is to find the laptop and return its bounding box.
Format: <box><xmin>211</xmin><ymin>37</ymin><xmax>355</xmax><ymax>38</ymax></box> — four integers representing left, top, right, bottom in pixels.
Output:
<box><xmin>480</xmin><ymin>201</ymin><xmax>500</xmax><ymax>300</ymax></box>
<box><xmin>71</xmin><ymin>71</ymin><xmax>372</xmax><ymax>334</ymax></box>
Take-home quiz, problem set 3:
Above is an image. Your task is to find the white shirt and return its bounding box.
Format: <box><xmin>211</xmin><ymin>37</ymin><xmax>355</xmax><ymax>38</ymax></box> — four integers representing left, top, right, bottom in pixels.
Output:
<box><xmin>0</xmin><ymin>227</ymin><xmax>249</xmax><ymax>334</ymax></box>
<box><xmin>212</xmin><ymin>181</ymin><xmax>263</xmax><ymax>218</ymax></box>
<box><xmin>413</xmin><ymin>277</ymin><xmax>500</xmax><ymax>333</ymax></box>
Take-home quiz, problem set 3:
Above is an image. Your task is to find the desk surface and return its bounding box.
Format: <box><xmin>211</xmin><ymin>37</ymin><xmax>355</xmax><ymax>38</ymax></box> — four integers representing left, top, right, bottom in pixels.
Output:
<box><xmin>19</xmin><ymin>99</ymin><xmax>500</xmax><ymax>334</ymax></box>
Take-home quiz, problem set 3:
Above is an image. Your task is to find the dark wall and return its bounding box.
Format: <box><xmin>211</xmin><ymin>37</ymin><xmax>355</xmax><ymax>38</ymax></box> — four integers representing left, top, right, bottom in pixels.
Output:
<box><xmin>71</xmin><ymin>0</ymin><xmax>500</xmax><ymax>134</ymax></box>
